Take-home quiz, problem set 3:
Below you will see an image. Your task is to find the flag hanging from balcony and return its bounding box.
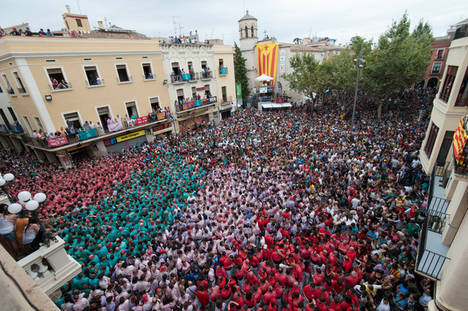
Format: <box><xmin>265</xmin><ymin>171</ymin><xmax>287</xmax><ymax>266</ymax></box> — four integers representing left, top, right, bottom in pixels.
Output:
<box><xmin>256</xmin><ymin>43</ymin><xmax>279</xmax><ymax>84</ymax></box>
<box><xmin>453</xmin><ymin>117</ymin><xmax>468</xmax><ymax>165</ymax></box>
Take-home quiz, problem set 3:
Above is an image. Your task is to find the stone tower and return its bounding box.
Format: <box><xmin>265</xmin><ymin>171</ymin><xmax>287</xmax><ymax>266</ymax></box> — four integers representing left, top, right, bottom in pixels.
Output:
<box><xmin>238</xmin><ymin>10</ymin><xmax>258</xmax><ymax>52</ymax></box>
<box><xmin>238</xmin><ymin>10</ymin><xmax>258</xmax><ymax>90</ymax></box>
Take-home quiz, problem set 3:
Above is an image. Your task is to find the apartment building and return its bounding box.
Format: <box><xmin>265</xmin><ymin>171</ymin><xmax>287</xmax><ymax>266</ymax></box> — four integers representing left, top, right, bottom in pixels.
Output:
<box><xmin>417</xmin><ymin>23</ymin><xmax>468</xmax><ymax>311</ymax></box>
<box><xmin>0</xmin><ymin>35</ymin><xmax>172</xmax><ymax>166</ymax></box>
<box><xmin>161</xmin><ymin>37</ymin><xmax>236</xmax><ymax>133</ymax></box>
<box><xmin>0</xmin><ymin>9</ymin><xmax>237</xmax><ymax>167</ymax></box>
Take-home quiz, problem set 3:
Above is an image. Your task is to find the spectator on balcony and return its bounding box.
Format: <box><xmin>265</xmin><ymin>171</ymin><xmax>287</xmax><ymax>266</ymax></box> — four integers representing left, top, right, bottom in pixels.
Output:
<box><xmin>58</xmin><ymin>79</ymin><xmax>69</xmax><ymax>89</ymax></box>
<box><xmin>58</xmin><ymin>127</ymin><xmax>67</xmax><ymax>137</ymax></box>
<box><xmin>96</xmin><ymin>122</ymin><xmax>104</xmax><ymax>135</ymax></box>
<box><xmin>52</xmin><ymin>78</ymin><xmax>59</xmax><ymax>89</ymax></box>
<box><xmin>32</xmin><ymin>130</ymin><xmax>40</xmax><ymax>139</ymax></box>
<box><xmin>0</xmin><ymin>204</ymin><xmax>19</xmax><ymax>258</ymax></box>
<box><xmin>22</xmin><ymin>220</ymin><xmax>41</xmax><ymax>254</ymax></box>
<box><xmin>83</xmin><ymin>121</ymin><xmax>90</xmax><ymax>131</ymax></box>
<box><xmin>25</xmin><ymin>27</ymin><xmax>33</xmax><ymax>36</ymax></box>
<box><xmin>10</xmin><ymin>27</ymin><xmax>20</xmax><ymax>36</ymax></box>
<box><xmin>115</xmin><ymin>115</ymin><xmax>123</xmax><ymax>130</ymax></box>
<box><xmin>38</xmin><ymin>28</ymin><xmax>46</xmax><ymax>36</ymax></box>
<box><xmin>46</xmin><ymin>29</ymin><xmax>53</xmax><ymax>37</ymax></box>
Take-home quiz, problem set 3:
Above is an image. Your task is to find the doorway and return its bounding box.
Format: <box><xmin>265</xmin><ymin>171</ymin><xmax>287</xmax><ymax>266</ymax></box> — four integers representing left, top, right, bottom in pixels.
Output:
<box><xmin>97</xmin><ymin>106</ymin><xmax>111</xmax><ymax>131</ymax></box>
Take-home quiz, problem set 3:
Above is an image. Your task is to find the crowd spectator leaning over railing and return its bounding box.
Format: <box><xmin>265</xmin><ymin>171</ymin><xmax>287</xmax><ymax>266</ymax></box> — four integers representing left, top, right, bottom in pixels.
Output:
<box><xmin>0</xmin><ymin>203</ymin><xmax>55</xmax><ymax>260</ymax></box>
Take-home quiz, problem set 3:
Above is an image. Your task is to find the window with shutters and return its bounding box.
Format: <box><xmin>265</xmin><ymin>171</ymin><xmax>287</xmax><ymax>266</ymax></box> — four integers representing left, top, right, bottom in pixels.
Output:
<box><xmin>125</xmin><ymin>101</ymin><xmax>138</xmax><ymax>118</ymax></box>
<box><xmin>142</xmin><ymin>63</ymin><xmax>154</xmax><ymax>80</ymax></box>
<box><xmin>23</xmin><ymin>116</ymin><xmax>33</xmax><ymax>135</ymax></box>
<box><xmin>63</xmin><ymin>112</ymin><xmax>81</xmax><ymax>129</ymax></box>
<box><xmin>455</xmin><ymin>67</ymin><xmax>468</xmax><ymax>107</ymax></box>
<box><xmin>12</xmin><ymin>72</ymin><xmax>27</xmax><ymax>94</ymax></box>
<box><xmin>84</xmin><ymin>66</ymin><xmax>102</xmax><ymax>86</ymax></box>
<box><xmin>8</xmin><ymin>107</ymin><xmax>18</xmax><ymax>122</ymax></box>
<box><xmin>176</xmin><ymin>89</ymin><xmax>184</xmax><ymax>104</ymax></box>
<box><xmin>116</xmin><ymin>64</ymin><xmax>130</xmax><ymax>83</ymax></box>
<box><xmin>34</xmin><ymin>117</ymin><xmax>44</xmax><ymax>132</ymax></box>
<box><xmin>149</xmin><ymin>97</ymin><xmax>160</xmax><ymax>111</ymax></box>
<box><xmin>2</xmin><ymin>74</ymin><xmax>15</xmax><ymax>95</ymax></box>
<box><xmin>46</xmin><ymin>68</ymin><xmax>70</xmax><ymax>90</ymax></box>
<box><xmin>424</xmin><ymin>123</ymin><xmax>439</xmax><ymax>158</ymax></box>
<box><xmin>439</xmin><ymin>66</ymin><xmax>458</xmax><ymax>102</ymax></box>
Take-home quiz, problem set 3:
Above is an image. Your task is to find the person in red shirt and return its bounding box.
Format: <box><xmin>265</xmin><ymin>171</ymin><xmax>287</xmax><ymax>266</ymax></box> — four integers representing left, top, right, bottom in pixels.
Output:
<box><xmin>221</xmin><ymin>282</ymin><xmax>232</xmax><ymax>300</ymax></box>
<box><xmin>263</xmin><ymin>286</ymin><xmax>277</xmax><ymax>307</ymax></box>
<box><xmin>196</xmin><ymin>285</ymin><xmax>210</xmax><ymax>307</ymax></box>
<box><xmin>264</xmin><ymin>234</ymin><xmax>274</xmax><ymax>249</ymax></box>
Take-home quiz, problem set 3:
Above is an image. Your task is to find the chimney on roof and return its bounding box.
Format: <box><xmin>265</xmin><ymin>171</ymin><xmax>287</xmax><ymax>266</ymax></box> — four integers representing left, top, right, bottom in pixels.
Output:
<box><xmin>97</xmin><ymin>21</ymin><xmax>104</xmax><ymax>30</ymax></box>
<box><xmin>66</xmin><ymin>5</ymin><xmax>71</xmax><ymax>14</ymax></box>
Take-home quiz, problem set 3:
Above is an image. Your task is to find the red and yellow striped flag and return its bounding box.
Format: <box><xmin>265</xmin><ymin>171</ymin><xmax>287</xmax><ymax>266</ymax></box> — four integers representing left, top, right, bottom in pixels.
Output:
<box><xmin>453</xmin><ymin>118</ymin><xmax>468</xmax><ymax>165</ymax></box>
<box><xmin>256</xmin><ymin>43</ymin><xmax>279</xmax><ymax>84</ymax></box>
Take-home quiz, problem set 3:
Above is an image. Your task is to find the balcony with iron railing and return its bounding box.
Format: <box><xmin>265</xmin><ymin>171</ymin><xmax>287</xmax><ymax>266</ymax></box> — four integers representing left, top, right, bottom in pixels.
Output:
<box><xmin>175</xmin><ymin>97</ymin><xmax>217</xmax><ymax>114</ymax></box>
<box><xmin>415</xmin><ymin>171</ymin><xmax>450</xmax><ymax>280</ymax></box>
<box><xmin>170</xmin><ymin>74</ymin><xmax>186</xmax><ymax>84</ymax></box>
<box><xmin>200</xmin><ymin>70</ymin><xmax>213</xmax><ymax>80</ymax></box>
<box><xmin>219</xmin><ymin>67</ymin><xmax>228</xmax><ymax>76</ymax></box>
<box><xmin>22</xmin><ymin>113</ymin><xmax>171</xmax><ymax>150</ymax></box>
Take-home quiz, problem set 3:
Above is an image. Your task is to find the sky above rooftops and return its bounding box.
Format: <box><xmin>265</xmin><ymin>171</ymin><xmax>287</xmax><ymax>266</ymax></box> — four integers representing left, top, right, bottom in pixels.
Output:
<box><xmin>1</xmin><ymin>0</ymin><xmax>466</xmax><ymax>45</ymax></box>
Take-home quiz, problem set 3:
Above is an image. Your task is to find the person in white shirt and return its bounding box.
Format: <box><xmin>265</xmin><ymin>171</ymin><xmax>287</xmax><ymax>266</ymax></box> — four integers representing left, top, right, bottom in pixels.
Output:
<box><xmin>376</xmin><ymin>297</ymin><xmax>391</xmax><ymax>311</ymax></box>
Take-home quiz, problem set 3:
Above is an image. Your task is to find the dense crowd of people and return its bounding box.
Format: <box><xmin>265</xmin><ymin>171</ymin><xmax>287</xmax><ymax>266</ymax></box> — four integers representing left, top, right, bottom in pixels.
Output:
<box><xmin>1</xmin><ymin>101</ymin><xmax>434</xmax><ymax>310</ymax></box>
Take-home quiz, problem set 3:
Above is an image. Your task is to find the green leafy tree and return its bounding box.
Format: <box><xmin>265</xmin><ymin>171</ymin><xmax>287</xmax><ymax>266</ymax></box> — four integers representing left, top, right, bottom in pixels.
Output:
<box><xmin>365</xmin><ymin>14</ymin><xmax>433</xmax><ymax>109</ymax></box>
<box><xmin>284</xmin><ymin>53</ymin><xmax>323</xmax><ymax>101</ymax></box>
<box><xmin>285</xmin><ymin>14</ymin><xmax>432</xmax><ymax>112</ymax></box>
<box><xmin>233</xmin><ymin>43</ymin><xmax>250</xmax><ymax>101</ymax></box>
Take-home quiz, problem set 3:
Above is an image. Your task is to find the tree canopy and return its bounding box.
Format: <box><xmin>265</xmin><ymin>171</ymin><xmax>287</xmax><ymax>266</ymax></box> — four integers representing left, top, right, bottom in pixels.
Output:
<box><xmin>233</xmin><ymin>43</ymin><xmax>250</xmax><ymax>101</ymax></box>
<box><xmin>285</xmin><ymin>14</ymin><xmax>433</xmax><ymax>108</ymax></box>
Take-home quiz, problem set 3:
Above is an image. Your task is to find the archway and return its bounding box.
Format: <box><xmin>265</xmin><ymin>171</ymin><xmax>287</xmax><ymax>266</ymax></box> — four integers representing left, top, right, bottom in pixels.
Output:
<box><xmin>427</xmin><ymin>77</ymin><xmax>439</xmax><ymax>89</ymax></box>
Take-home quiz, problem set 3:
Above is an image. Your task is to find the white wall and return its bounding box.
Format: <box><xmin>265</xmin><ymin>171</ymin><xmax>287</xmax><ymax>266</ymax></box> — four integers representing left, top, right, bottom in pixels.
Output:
<box><xmin>0</xmin><ymin>91</ymin><xmax>16</xmax><ymax>125</ymax></box>
<box><xmin>161</xmin><ymin>45</ymin><xmax>220</xmax><ymax>112</ymax></box>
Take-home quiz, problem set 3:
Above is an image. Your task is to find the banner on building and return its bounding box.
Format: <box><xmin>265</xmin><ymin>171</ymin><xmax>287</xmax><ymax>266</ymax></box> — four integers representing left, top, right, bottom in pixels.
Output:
<box><xmin>78</xmin><ymin>128</ymin><xmax>98</xmax><ymax>141</ymax></box>
<box><xmin>136</xmin><ymin>116</ymin><xmax>149</xmax><ymax>126</ymax></box>
<box><xmin>236</xmin><ymin>82</ymin><xmax>242</xmax><ymax>98</ymax></box>
<box><xmin>256</xmin><ymin>42</ymin><xmax>279</xmax><ymax>84</ymax></box>
<box><xmin>47</xmin><ymin>136</ymin><xmax>68</xmax><ymax>147</ymax></box>
<box><xmin>116</xmin><ymin>130</ymin><xmax>145</xmax><ymax>143</ymax></box>
<box><xmin>453</xmin><ymin>116</ymin><xmax>468</xmax><ymax>166</ymax></box>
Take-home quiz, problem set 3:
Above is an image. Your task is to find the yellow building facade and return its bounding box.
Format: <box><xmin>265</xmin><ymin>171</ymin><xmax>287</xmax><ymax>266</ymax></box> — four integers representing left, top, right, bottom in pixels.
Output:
<box><xmin>0</xmin><ymin>9</ymin><xmax>237</xmax><ymax>167</ymax></box>
<box><xmin>0</xmin><ymin>36</ymin><xmax>173</xmax><ymax>165</ymax></box>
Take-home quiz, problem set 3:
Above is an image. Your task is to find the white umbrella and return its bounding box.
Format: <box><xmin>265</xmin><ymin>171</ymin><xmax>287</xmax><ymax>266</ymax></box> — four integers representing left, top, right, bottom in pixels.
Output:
<box><xmin>255</xmin><ymin>74</ymin><xmax>273</xmax><ymax>82</ymax></box>
<box><xmin>8</xmin><ymin>203</ymin><xmax>22</xmax><ymax>214</ymax></box>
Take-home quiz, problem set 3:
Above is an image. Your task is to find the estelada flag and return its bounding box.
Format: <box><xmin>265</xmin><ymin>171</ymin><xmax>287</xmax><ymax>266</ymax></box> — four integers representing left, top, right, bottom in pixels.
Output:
<box><xmin>453</xmin><ymin>118</ymin><xmax>468</xmax><ymax>164</ymax></box>
<box><xmin>256</xmin><ymin>42</ymin><xmax>279</xmax><ymax>84</ymax></box>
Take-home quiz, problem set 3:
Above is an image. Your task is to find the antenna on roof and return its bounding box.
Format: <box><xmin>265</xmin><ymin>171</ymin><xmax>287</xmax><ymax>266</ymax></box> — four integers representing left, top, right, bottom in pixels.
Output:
<box><xmin>76</xmin><ymin>0</ymin><xmax>82</xmax><ymax>14</ymax></box>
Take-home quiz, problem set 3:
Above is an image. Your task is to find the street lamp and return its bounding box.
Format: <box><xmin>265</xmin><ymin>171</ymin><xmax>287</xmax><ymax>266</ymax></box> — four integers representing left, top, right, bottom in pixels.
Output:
<box><xmin>0</xmin><ymin>173</ymin><xmax>15</xmax><ymax>202</ymax></box>
<box><xmin>351</xmin><ymin>44</ymin><xmax>365</xmax><ymax>130</ymax></box>
<box><xmin>6</xmin><ymin>189</ymin><xmax>47</xmax><ymax>214</ymax></box>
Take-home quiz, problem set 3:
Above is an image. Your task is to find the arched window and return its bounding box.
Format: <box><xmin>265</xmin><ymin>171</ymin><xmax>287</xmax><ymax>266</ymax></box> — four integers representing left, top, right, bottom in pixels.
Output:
<box><xmin>245</xmin><ymin>26</ymin><xmax>248</xmax><ymax>38</ymax></box>
<box><xmin>251</xmin><ymin>26</ymin><xmax>254</xmax><ymax>38</ymax></box>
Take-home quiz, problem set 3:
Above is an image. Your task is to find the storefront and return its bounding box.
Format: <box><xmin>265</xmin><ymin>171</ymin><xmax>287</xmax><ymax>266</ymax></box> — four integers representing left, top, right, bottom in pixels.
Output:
<box><xmin>104</xmin><ymin>130</ymin><xmax>149</xmax><ymax>153</ymax></box>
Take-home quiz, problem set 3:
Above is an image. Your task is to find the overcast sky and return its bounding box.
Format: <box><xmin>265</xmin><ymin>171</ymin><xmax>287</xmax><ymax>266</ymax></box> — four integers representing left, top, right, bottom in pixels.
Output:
<box><xmin>1</xmin><ymin>0</ymin><xmax>467</xmax><ymax>45</ymax></box>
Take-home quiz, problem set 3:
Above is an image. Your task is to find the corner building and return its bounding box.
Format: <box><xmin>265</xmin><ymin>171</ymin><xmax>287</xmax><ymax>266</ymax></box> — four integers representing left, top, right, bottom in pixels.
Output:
<box><xmin>417</xmin><ymin>23</ymin><xmax>468</xmax><ymax>311</ymax></box>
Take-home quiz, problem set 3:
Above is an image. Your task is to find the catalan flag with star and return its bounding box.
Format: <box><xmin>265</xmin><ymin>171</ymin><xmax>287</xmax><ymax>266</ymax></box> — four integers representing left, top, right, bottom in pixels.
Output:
<box><xmin>256</xmin><ymin>43</ymin><xmax>279</xmax><ymax>84</ymax></box>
